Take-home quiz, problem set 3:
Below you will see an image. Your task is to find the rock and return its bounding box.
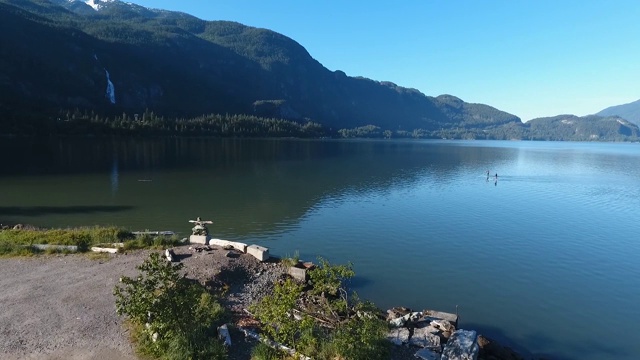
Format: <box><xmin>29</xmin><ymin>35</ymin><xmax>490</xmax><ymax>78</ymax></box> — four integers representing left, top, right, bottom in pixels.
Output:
<box><xmin>410</xmin><ymin>327</ymin><xmax>441</xmax><ymax>350</ymax></box>
<box><xmin>387</xmin><ymin>306</ymin><xmax>412</xmax><ymax>321</ymax></box>
<box><xmin>415</xmin><ymin>347</ymin><xmax>442</xmax><ymax>360</ymax></box>
<box><xmin>476</xmin><ymin>335</ymin><xmax>525</xmax><ymax>360</ymax></box>
<box><xmin>217</xmin><ymin>324</ymin><xmax>231</xmax><ymax>347</ymax></box>
<box><xmin>165</xmin><ymin>248</ymin><xmax>176</xmax><ymax>262</ymax></box>
<box><xmin>431</xmin><ymin>319</ymin><xmax>455</xmax><ymax>332</ymax></box>
<box><xmin>441</xmin><ymin>329</ymin><xmax>479</xmax><ymax>360</ymax></box>
<box><xmin>386</xmin><ymin>327</ymin><xmax>410</xmax><ymax>346</ymax></box>
<box><xmin>389</xmin><ymin>311</ymin><xmax>422</xmax><ymax>327</ymax></box>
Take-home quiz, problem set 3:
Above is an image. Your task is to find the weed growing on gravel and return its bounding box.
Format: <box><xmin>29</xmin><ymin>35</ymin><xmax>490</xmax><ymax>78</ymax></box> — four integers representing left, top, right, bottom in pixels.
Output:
<box><xmin>280</xmin><ymin>250</ymin><xmax>301</xmax><ymax>268</ymax></box>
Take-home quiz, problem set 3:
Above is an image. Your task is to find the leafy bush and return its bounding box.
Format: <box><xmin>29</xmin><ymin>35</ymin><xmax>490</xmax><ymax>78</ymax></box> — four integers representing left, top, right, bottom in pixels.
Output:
<box><xmin>250</xmin><ymin>258</ymin><xmax>389</xmax><ymax>360</ymax></box>
<box><xmin>250</xmin><ymin>278</ymin><xmax>308</xmax><ymax>348</ymax></box>
<box><xmin>114</xmin><ymin>252</ymin><xmax>227</xmax><ymax>360</ymax></box>
<box><xmin>308</xmin><ymin>257</ymin><xmax>354</xmax><ymax>297</ymax></box>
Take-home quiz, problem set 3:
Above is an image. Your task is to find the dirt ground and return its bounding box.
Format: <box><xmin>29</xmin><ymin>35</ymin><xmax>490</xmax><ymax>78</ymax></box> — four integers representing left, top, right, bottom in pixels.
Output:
<box><xmin>0</xmin><ymin>245</ymin><xmax>283</xmax><ymax>360</ymax></box>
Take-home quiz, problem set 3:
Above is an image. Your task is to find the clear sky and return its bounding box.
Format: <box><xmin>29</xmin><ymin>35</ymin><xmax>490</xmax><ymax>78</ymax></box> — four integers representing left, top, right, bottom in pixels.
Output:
<box><xmin>126</xmin><ymin>0</ymin><xmax>639</xmax><ymax>121</ymax></box>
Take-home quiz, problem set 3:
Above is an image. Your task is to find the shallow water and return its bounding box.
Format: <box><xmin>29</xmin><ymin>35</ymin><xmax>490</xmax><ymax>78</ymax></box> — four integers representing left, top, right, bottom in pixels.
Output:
<box><xmin>1</xmin><ymin>138</ymin><xmax>639</xmax><ymax>359</ymax></box>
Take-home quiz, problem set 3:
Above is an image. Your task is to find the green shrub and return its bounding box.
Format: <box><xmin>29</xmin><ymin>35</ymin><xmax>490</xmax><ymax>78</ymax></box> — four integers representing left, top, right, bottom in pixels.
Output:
<box><xmin>308</xmin><ymin>257</ymin><xmax>354</xmax><ymax>297</ymax></box>
<box><xmin>250</xmin><ymin>258</ymin><xmax>389</xmax><ymax>360</ymax></box>
<box><xmin>114</xmin><ymin>252</ymin><xmax>227</xmax><ymax>360</ymax></box>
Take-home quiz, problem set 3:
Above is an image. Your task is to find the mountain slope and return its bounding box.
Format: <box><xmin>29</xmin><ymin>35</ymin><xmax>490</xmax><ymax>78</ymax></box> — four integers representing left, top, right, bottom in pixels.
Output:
<box><xmin>0</xmin><ymin>0</ymin><xmax>520</xmax><ymax>132</ymax></box>
<box><xmin>486</xmin><ymin>114</ymin><xmax>640</xmax><ymax>141</ymax></box>
<box><xmin>596</xmin><ymin>99</ymin><xmax>640</xmax><ymax>126</ymax></box>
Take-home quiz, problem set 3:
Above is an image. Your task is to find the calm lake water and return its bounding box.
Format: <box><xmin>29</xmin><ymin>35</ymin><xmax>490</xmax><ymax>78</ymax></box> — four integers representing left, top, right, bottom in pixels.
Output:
<box><xmin>1</xmin><ymin>138</ymin><xmax>639</xmax><ymax>359</ymax></box>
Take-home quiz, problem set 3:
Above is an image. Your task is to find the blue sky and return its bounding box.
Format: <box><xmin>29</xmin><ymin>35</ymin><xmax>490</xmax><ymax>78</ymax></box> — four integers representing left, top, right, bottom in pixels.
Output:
<box><xmin>127</xmin><ymin>0</ymin><xmax>639</xmax><ymax>121</ymax></box>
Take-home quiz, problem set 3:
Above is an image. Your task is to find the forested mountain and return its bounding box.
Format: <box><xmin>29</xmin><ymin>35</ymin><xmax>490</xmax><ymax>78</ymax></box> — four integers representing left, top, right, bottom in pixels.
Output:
<box><xmin>484</xmin><ymin>115</ymin><xmax>640</xmax><ymax>141</ymax></box>
<box><xmin>1</xmin><ymin>0</ymin><xmax>637</xmax><ymax>141</ymax></box>
<box><xmin>597</xmin><ymin>99</ymin><xmax>640</xmax><ymax>126</ymax></box>
<box><xmin>1</xmin><ymin>0</ymin><xmax>520</xmax><ymax>133</ymax></box>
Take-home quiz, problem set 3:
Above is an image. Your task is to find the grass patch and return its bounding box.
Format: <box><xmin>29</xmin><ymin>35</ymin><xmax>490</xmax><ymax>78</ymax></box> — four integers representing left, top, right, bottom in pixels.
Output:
<box><xmin>85</xmin><ymin>252</ymin><xmax>112</xmax><ymax>261</ymax></box>
<box><xmin>121</xmin><ymin>234</ymin><xmax>183</xmax><ymax>252</ymax></box>
<box><xmin>0</xmin><ymin>226</ymin><xmax>135</xmax><ymax>257</ymax></box>
<box><xmin>280</xmin><ymin>250</ymin><xmax>300</xmax><ymax>268</ymax></box>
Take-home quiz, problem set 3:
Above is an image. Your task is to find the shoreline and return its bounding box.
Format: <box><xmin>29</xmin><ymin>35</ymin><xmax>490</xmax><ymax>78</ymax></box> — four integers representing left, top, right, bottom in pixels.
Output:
<box><xmin>0</xmin><ymin>237</ymin><xmax>531</xmax><ymax>360</ymax></box>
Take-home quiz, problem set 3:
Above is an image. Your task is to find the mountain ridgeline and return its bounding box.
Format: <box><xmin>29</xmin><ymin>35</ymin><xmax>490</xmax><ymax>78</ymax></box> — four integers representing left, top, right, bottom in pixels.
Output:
<box><xmin>1</xmin><ymin>0</ymin><xmax>638</xmax><ymax>141</ymax></box>
<box><xmin>597</xmin><ymin>99</ymin><xmax>640</xmax><ymax>127</ymax></box>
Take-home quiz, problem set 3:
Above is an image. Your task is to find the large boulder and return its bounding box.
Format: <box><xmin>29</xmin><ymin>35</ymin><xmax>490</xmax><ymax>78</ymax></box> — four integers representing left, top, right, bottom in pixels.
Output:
<box><xmin>441</xmin><ymin>329</ymin><xmax>479</xmax><ymax>360</ymax></box>
<box><xmin>410</xmin><ymin>326</ymin><xmax>441</xmax><ymax>350</ymax></box>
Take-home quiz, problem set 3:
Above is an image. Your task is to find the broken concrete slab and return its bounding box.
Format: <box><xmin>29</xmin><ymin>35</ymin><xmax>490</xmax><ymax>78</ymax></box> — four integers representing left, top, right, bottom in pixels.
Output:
<box><xmin>422</xmin><ymin>310</ymin><xmax>458</xmax><ymax>328</ymax></box>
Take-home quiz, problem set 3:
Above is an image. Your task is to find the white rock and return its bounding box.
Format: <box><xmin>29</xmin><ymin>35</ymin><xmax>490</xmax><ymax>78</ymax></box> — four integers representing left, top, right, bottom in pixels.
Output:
<box><xmin>218</xmin><ymin>324</ymin><xmax>231</xmax><ymax>347</ymax></box>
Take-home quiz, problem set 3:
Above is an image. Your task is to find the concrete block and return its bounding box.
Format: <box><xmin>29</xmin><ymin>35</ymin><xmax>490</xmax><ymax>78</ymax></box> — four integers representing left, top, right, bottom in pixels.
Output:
<box><xmin>189</xmin><ymin>235</ymin><xmax>209</xmax><ymax>245</ymax></box>
<box><xmin>247</xmin><ymin>244</ymin><xmax>270</xmax><ymax>261</ymax></box>
<box><xmin>289</xmin><ymin>266</ymin><xmax>307</xmax><ymax>282</ymax></box>
<box><xmin>90</xmin><ymin>246</ymin><xmax>118</xmax><ymax>254</ymax></box>
<box><xmin>209</xmin><ymin>239</ymin><xmax>247</xmax><ymax>253</ymax></box>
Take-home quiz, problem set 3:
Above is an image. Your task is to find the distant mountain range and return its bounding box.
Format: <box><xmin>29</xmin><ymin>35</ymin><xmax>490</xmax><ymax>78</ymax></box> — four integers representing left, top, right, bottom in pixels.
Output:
<box><xmin>597</xmin><ymin>99</ymin><xmax>640</xmax><ymax>127</ymax></box>
<box><xmin>1</xmin><ymin>0</ymin><xmax>638</xmax><ymax>141</ymax></box>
